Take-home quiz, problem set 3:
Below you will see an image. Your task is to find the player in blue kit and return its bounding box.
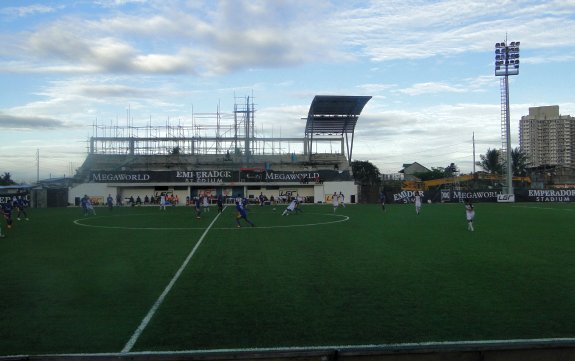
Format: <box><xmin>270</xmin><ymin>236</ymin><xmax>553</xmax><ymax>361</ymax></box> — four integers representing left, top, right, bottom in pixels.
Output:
<box><xmin>216</xmin><ymin>194</ymin><xmax>224</xmax><ymax>213</ymax></box>
<box><xmin>13</xmin><ymin>195</ymin><xmax>29</xmax><ymax>220</ymax></box>
<box><xmin>235</xmin><ymin>201</ymin><xmax>255</xmax><ymax>228</ymax></box>
<box><xmin>81</xmin><ymin>195</ymin><xmax>96</xmax><ymax>216</ymax></box>
<box><xmin>2</xmin><ymin>201</ymin><xmax>14</xmax><ymax>230</ymax></box>
<box><xmin>106</xmin><ymin>194</ymin><xmax>114</xmax><ymax>210</ymax></box>
<box><xmin>380</xmin><ymin>191</ymin><xmax>386</xmax><ymax>212</ymax></box>
<box><xmin>194</xmin><ymin>197</ymin><xmax>202</xmax><ymax>219</ymax></box>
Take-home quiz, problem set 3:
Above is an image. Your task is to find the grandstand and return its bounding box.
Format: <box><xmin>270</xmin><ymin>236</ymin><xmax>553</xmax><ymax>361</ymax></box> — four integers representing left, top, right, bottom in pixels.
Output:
<box><xmin>69</xmin><ymin>95</ymin><xmax>372</xmax><ymax>206</ymax></box>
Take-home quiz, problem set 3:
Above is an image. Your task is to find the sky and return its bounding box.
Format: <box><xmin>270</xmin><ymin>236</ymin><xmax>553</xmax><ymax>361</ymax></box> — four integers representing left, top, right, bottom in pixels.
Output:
<box><xmin>1</xmin><ymin>0</ymin><xmax>575</xmax><ymax>183</ymax></box>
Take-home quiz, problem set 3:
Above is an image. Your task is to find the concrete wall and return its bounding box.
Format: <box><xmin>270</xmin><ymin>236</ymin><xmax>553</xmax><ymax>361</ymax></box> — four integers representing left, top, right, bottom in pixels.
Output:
<box><xmin>68</xmin><ymin>183</ymin><xmax>114</xmax><ymax>205</ymax></box>
<box><xmin>69</xmin><ymin>181</ymin><xmax>358</xmax><ymax>206</ymax></box>
<box><xmin>321</xmin><ymin>181</ymin><xmax>357</xmax><ymax>203</ymax></box>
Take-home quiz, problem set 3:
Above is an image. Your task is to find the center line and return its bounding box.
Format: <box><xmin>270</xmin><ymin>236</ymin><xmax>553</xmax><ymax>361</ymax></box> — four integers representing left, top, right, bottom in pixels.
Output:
<box><xmin>121</xmin><ymin>207</ymin><xmax>226</xmax><ymax>353</ymax></box>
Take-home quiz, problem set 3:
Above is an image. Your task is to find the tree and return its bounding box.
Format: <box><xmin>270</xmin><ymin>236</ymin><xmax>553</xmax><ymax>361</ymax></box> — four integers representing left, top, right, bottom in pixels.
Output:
<box><xmin>0</xmin><ymin>172</ymin><xmax>16</xmax><ymax>186</ymax></box>
<box><xmin>351</xmin><ymin>160</ymin><xmax>381</xmax><ymax>185</ymax></box>
<box><xmin>413</xmin><ymin>167</ymin><xmax>445</xmax><ymax>181</ymax></box>
<box><xmin>476</xmin><ymin>148</ymin><xmax>502</xmax><ymax>174</ymax></box>
<box><xmin>511</xmin><ymin>147</ymin><xmax>528</xmax><ymax>176</ymax></box>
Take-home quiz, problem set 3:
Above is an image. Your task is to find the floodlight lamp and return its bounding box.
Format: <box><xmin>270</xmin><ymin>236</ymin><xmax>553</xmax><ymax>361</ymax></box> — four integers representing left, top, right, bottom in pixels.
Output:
<box><xmin>516</xmin><ymin>41</ymin><xmax>520</xmax><ymax>46</ymax></box>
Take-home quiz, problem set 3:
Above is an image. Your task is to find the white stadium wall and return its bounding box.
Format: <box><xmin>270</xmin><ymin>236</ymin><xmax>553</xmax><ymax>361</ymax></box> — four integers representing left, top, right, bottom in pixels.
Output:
<box><xmin>319</xmin><ymin>181</ymin><xmax>357</xmax><ymax>203</ymax></box>
<box><xmin>68</xmin><ymin>181</ymin><xmax>358</xmax><ymax>206</ymax></box>
<box><xmin>68</xmin><ymin>183</ymin><xmax>116</xmax><ymax>206</ymax></box>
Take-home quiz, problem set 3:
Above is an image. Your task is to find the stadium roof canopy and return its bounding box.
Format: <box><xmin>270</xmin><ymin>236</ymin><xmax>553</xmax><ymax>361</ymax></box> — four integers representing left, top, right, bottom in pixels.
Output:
<box><xmin>304</xmin><ymin>95</ymin><xmax>372</xmax><ymax>165</ymax></box>
<box><xmin>305</xmin><ymin>95</ymin><xmax>372</xmax><ymax>136</ymax></box>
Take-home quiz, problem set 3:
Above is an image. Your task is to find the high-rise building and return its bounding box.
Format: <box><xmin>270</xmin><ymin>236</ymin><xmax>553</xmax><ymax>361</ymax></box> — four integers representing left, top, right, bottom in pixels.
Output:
<box><xmin>519</xmin><ymin>105</ymin><xmax>574</xmax><ymax>168</ymax></box>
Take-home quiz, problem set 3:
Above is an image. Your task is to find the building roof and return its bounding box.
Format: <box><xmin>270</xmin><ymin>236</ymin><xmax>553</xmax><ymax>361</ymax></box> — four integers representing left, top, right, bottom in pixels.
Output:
<box><xmin>304</xmin><ymin>95</ymin><xmax>372</xmax><ymax>135</ymax></box>
<box><xmin>0</xmin><ymin>184</ymin><xmax>33</xmax><ymax>190</ymax></box>
<box><xmin>399</xmin><ymin>162</ymin><xmax>430</xmax><ymax>174</ymax></box>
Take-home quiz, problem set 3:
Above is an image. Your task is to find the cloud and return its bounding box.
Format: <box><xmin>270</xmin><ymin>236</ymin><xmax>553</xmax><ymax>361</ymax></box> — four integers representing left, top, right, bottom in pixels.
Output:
<box><xmin>0</xmin><ymin>4</ymin><xmax>56</xmax><ymax>17</ymax></box>
<box><xmin>0</xmin><ymin>0</ymin><xmax>341</xmax><ymax>75</ymax></box>
<box><xmin>398</xmin><ymin>82</ymin><xmax>466</xmax><ymax>96</ymax></box>
<box><xmin>3</xmin><ymin>0</ymin><xmax>575</xmax><ymax>77</ymax></box>
<box><xmin>94</xmin><ymin>0</ymin><xmax>148</xmax><ymax>7</ymax></box>
<box><xmin>0</xmin><ymin>113</ymin><xmax>65</xmax><ymax>129</ymax></box>
<box><xmin>73</xmin><ymin>82</ymin><xmax>160</xmax><ymax>99</ymax></box>
<box><xmin>331</xmin><ymin>0</ymin><xmax>575</xmax><ymax>62</ymax></box>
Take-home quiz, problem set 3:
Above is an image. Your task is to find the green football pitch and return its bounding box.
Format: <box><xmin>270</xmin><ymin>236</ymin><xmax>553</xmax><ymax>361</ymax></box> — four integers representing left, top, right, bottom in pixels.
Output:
<box><xmin>0</xmin><ymin>202</ymin><xmax>574</xmax><ymax>356</ymax></box>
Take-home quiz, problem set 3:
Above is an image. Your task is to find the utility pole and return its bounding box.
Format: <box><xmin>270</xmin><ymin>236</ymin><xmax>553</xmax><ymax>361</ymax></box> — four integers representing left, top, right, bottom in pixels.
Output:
<box><xmin>36</xmin><ymin>148</ymin><xmax>40</xmax><ymax>183</ymax></box>
<box><xmin>473</xmin><ymin>132</ymin><xmax>476</xmax><ymax>174</ymax></box>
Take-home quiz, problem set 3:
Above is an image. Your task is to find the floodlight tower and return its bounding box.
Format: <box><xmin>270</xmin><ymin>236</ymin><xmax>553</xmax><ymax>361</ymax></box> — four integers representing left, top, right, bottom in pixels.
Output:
<box><xmin>495</xmin><ymin>40</ymin><xmax>520</xmax><ymax>197</ymax></box>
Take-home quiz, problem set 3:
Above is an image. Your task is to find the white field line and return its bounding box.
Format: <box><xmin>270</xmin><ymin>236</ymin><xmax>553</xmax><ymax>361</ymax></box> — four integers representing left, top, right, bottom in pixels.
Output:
<box><xmin>126</xmin><ymin>337</ymin><xmax>575</xmax><ymax>354</ymax></box>
<box><xmin>17</xmin><ymin>337</ymin><xmax>575</xmax><ymax>358</ymax></box>
<box><xmin>73</xmin><ymin>213</ymin><xmax>349</xmax><ymax>231</ymax></box>
<box><xmin>121</xmin><ymin>206</ymin><xmax>226</xmax><ymax>353</ymax></box>
<box><xmin>512</xmin><ymin>205</ymin><xmax>574</xmax><ymax>212</ymax></box>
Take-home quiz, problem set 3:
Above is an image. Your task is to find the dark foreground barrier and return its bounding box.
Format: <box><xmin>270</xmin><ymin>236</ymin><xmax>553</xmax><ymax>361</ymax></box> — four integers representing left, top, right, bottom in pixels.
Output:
<box><xmin>389</xmin><ymin>189</ymin><xmax>575</xmax><ymax>203</ymax></box>
<box><xmin>3</xmin><ymin>339</ymin><xmax>575</xmax><ymax>361</ymax></box>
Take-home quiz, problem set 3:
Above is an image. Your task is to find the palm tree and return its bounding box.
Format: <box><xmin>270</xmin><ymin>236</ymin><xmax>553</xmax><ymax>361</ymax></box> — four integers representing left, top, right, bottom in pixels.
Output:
<box><xmin>476</xmin><ymin>148</ymin><xmax>502</xmax><ymax>174</ymax></box>
<box><xmin>0</xmin><ymin>172</ymin><xmax>16</xmax><ymax>186</ymax></box>
<box><xmin>511</xmin><ymin>147</ymin><xmax>528</xmax><ymax>176</ymax></box>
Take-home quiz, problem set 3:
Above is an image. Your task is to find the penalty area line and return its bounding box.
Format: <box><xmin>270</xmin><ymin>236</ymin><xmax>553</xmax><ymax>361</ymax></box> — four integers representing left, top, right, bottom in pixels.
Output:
<box><xmin>121</xmin><ymin>206</ymin><xmax>226</xmax><ymax>353</ymax></box>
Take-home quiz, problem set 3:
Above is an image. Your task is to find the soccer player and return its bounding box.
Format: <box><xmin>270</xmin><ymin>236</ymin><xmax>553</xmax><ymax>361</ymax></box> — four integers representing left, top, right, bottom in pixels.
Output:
<box><xmin>194</xmin><ymin>197</ymin><xmax>202</xmax><ymax>219</ymax></box>
<box><xmin>1</xmin><ymin>200</ymin><xmax>13</xmax><ymax>231</ymax></box>
<box><xmin>332</xmin><ymin>192</ymin><xmax>339</xmax><ymax>212</ymax></box>
<box><xmin>202</xmin><ymin>194</ymin><xmax>210</xmax><ymax>212</ymax></box>
<box><xmin>81</xmin><ymin>195</ymin><xmax>96</xmax><ymax>216</ymax></box>
<box><xmin>282</xmin><ymin>199</ymin><xmax>301</xmax><ymax>216</ymax></box>
<box><xmin>339</xmin><ymin>192</ymin><xmax>346</xmax><ymax>208</ymax></box>
<box><xmin>259</xmin><ymin>192</ymin><xmax>265</xmax><ymax>207</ymax></box>
<box><xmin>380</xmin><ymin>191</ymin><xmax>386</xmax><ymax>212</ymax></box>
<box><xmin>216</xmin><ymin>194</ymin><xmax>224</xmax><ymax>213</ymax></box>
<box><xmin>0</xmin><ymin>207</ymin><xmax>6</xmax><ymax>237</ymax></box>
<box><xmin>0</xmin><ymin>208</ymin><xmax>4</xmax><ymax>237</ymax></box>
<box><xmin>465</xmin><ymin>199</ymin><xmax>475</xmax><ymax>231</ymax></box>
<box><xmin>106</xmin><ymin>194</ymin><xmax>114</xmax><ymax>210</ymax></box>
<box><xmin>159</xmin><ymin>193</ymin><xmax>168</xmax><ymax>210</ymax></box>
<box><xmin>235</xmin><ymin>201</ymin><xmax>255</xmax><ymax>228</ymax></box>
<box><xmin>14</xmin><ymin>195</ymin><xmax>29</xmax><ymax>220</ymax></box>
<box><xmin>414</xmin><ymin>194</ymin><xmax>422</xmax><ymax>215</ymax></box>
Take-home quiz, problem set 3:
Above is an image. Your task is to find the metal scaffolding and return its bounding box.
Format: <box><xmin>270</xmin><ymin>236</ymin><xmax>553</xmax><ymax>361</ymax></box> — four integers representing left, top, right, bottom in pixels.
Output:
<box><xmin>87</xmin><ymin>96</ymin><xmax>355</xmax><ymax>163</ymax></box>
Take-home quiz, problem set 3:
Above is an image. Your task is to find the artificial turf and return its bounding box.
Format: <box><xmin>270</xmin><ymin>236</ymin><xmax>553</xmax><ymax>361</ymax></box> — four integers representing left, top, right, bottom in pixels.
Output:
<box><xmin>0</xmin><ymin>202</ymin><xmax>573</xmax><ymax>355</ymax></box>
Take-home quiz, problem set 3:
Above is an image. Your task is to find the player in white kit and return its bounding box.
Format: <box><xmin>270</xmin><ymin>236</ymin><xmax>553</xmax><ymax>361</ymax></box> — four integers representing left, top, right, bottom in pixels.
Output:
<box><xmin>465</xmin><ymin>200</ymin><xmax>475</xmax><ymax>231</ymax></box>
